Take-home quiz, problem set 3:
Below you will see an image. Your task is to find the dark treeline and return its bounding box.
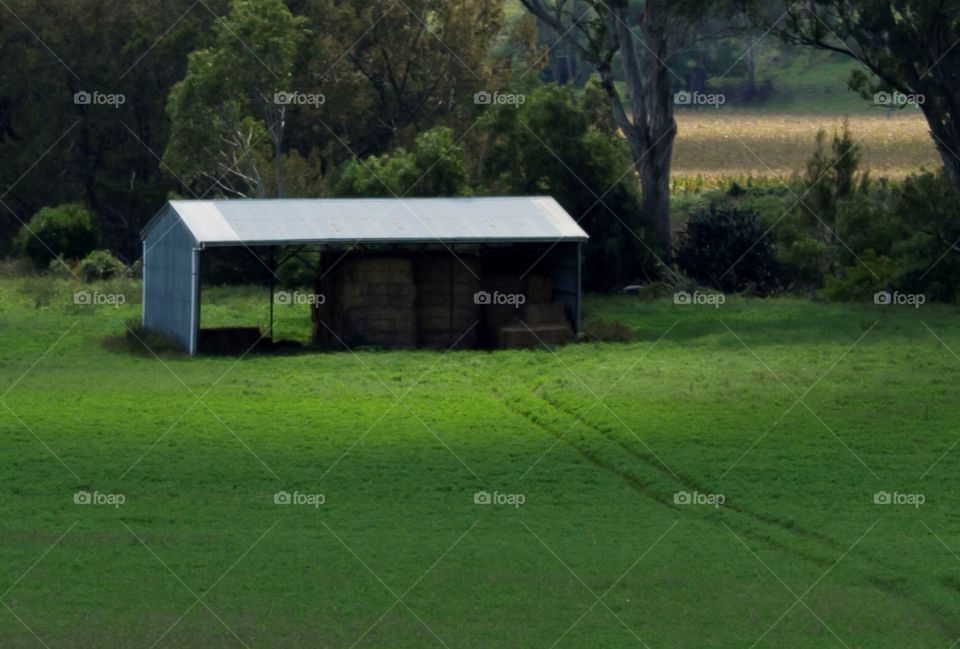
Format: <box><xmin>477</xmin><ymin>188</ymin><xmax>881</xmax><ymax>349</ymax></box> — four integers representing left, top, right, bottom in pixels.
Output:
<box><xmin>3</xmin><ymin>0</ymin><xmax>960</xmax><ymax>298</ymax></box>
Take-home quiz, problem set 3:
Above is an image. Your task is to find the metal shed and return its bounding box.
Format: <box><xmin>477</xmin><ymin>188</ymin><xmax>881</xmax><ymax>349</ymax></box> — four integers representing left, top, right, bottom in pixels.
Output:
<box><xmin>141</xmin><ymin>197</ymin><xmax>588</xmax><ymax>354</ymax></box>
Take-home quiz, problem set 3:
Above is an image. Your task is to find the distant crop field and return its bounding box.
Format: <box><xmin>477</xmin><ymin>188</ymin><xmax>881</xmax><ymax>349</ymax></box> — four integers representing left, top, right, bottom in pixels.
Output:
<box><xmin>673</xmin><ymin>111</ymin><xmax>940</xmax><ymax>184</ymax></box>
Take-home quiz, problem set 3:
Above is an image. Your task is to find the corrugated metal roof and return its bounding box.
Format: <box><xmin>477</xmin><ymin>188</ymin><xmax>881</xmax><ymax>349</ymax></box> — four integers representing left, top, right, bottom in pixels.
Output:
<box><xmin>145</xmin><ymin>197</ymin><xmax>588</xmax><ymax>246</ymax></box>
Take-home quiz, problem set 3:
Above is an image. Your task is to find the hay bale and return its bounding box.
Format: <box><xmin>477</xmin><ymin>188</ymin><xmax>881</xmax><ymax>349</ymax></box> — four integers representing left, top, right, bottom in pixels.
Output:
<box><xmin>413</xmin><ymin>255</ymin><xmax>480</xmax><ymax>348</ymax></box>
<box><xmin>332</xmin><ymin>256</ymin><xmax>417</xmax><ymax>348</ymax></box>
<box><xmin>527</xmin><ymin>274</ymin><xmax>555</xmax><ymax>303</ymax></box>
<box><xmin>524</xmin><ymin>302</ymin><xmax>568</xmax><ymax>326</ymax></box>
<box><xmin>498</xmin><ymin>323</ymin><xmax>574</xmax><ymax>349</ymax></box>
<box><xmin>198</xmin><ymin>327</ymin><xmax>263</xmax><ymax>355</ymax></box>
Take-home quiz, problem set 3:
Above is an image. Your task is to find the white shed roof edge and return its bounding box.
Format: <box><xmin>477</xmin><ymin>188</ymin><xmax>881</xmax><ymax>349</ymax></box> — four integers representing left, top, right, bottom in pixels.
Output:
<box><xmin>142</xmin><ymin>197</ymin><xmax>589</xmax><ymax>245</ymax></box>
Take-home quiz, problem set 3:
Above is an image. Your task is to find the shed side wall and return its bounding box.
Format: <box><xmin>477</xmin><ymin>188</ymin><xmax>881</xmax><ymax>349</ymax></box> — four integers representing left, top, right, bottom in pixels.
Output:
<box><xmin>143</xmin><ymin>209</ymin><xmax>197</xmax><ymax>353</ymax></box>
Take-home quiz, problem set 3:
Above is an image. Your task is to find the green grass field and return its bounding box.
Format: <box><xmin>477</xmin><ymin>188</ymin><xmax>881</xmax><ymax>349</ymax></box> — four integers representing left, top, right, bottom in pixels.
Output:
<box><xmin>2</xmin><ymin>276</ymin><xmax>960</xmax><ymax>647</ymax></box>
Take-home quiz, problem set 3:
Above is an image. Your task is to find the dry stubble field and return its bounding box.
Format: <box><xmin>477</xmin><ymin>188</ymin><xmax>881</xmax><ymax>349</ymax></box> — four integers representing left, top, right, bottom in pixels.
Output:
<box><xmin>672</xmin><ymin>111</ymin><xmax>939</xmax><ymax>182</ymax></box>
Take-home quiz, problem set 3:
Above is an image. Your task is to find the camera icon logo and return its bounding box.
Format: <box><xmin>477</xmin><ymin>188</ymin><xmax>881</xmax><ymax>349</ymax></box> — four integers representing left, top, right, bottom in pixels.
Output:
<box><xmin>673</xmin><ymin>490</ymin><xmax>692</xmax><ymax>505</ymax></box>
<box><xmin>274</xmin><ymin>91</ymin><xmax>293</xmax><ymax>105</ymax></box>
<box><xmin>673</xmin><ymin>291</ymin><xmax>691</xmax><ymax>305</ymax></box>
<box><xmin>74</xmin><ymin>291</ymin><xmax>92</xmax><ymax>305</ymax></box>
<box><xmin>473</xmin><ymin>290</ymin><xmax>491</xmax><ymax>305</ymax></box>
<box><xmin>474</xmin><ymin>490</ymin><xmax>491</xmax><ymax>505</ymax></box>
<box><xmin>274</xmin><ymin>290</ymin><xmax>291</xmax><ymax>305</ymax></box>
<box><xmin>873</xmin><ymin>291</ymin><xmax>892</xmax><ymax>305</ymax></box>
<box><xmin>873</xmin><ymin>491</ymin><xmax>891</xmax><ymax>505</ymax></box>
<box><xmin>74</xmin><ymin>490</ymin><xmax>91</xmax><ymax>504</ymax></box>
<box><xmin>74</xmin><ymin>91</ymin><xmax>92</xmax><ymax>105</ymax></box>
<box><xmin>474</xmin><ymin>91</ymin><xmax>492</xmax><ymax>105</ymax></box>
<box><xmin>673</xmin><ymin>91</ymin><xmax>692</xmax><ymax>105</ymax></box>
<box><xmin>274</xmin><ymin>490</ymin><xmax>292</xmax><ymax>504</ymax></box>
<box><xmin>873</xmin><ymin>91</ymin><xmax>891</xmax><ymax>106</ymax></box>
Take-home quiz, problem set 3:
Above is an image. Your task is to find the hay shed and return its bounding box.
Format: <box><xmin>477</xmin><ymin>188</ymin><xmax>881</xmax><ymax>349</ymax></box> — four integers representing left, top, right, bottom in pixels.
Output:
<box><xmin>140</xmin><ymin>197</ymin><xmax>588</xmax><ymax>354</ymax></box>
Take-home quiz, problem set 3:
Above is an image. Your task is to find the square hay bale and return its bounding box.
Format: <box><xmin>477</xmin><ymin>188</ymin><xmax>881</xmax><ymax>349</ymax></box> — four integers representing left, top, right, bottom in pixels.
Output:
<box><xmin>498</xmin><ymin>323</ymin><xmax>574</xmax><ymax>349</ymax></box>
<box><xmin>198</xmin><ymin>327</ymin><xmax>263</xmax><ymax>355</ymax></box>
<box><xmin>332</xmin><ymin>256</ymin><xmax>417</xmax><ymax>347</ymax></box>
<box><xmin>524</xmin><ymin>302</ymin><xmax>569</xmax><ymax>326</ymax></box>
<box><xmin>527</xmin><ymin>274</ymin><xmax>555</xmax><ymax>303</ymax></box>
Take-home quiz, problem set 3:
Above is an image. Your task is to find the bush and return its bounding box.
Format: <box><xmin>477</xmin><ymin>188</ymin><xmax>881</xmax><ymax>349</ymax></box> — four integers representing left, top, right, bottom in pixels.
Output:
<box><xmin>676</xmin><ymin>204</ymin><xmax>783</xmax><ymax>295</ymax></box>
<box><xmin>16</xmin><ymin>203</ymin><xmax>98</xmax><ymax>268</ymax></box>
<box><xmin>79</xmin><ymin>249</ymin><xmax>126</xmax><ymax>281</ymax></box>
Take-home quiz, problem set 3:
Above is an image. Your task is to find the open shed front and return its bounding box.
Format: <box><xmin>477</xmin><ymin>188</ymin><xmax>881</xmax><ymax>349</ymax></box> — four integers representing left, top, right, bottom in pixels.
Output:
<box><xmin>141</xmin><ymin>198</ymin><xmax>587</xmax><ymax>355</ymax></box>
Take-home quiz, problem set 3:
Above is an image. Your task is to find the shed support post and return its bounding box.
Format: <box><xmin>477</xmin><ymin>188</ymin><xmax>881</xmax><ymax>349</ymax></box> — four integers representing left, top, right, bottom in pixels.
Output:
<box><xmin>269</xmin><ymin>246</ymin><xmax>276</xmax><ymax>343</ymax></box>
<box><xmin>189</xmin><ymin>248</ymin><xmax>200</xmax><ymax>355</ymax></box>
<box><xmin>576</xmin><ymin>241</ymin><xmax>582</xmax><ymax>334</ymax></box>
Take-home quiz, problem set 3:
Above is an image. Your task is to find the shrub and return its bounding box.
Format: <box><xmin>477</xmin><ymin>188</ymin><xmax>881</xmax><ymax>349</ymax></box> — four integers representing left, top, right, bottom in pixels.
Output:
<box><xmin>79</xmin><ymin>250</ymin><xmax>126</xmax><ymax>281</ymax></box>
<box><xmin>675</xmin><ymin>204</ymin><xmax>783</xmax><ymax>295</ymax></box>
<box><xmin>16</xmin><ymin>203</ymin><xmax>97</xmax><ymax>268</ymax></box>
<box><xmin>48</xmin><ymin>255</ymin><xmax>76</xmax><ymax>277</ymax></box>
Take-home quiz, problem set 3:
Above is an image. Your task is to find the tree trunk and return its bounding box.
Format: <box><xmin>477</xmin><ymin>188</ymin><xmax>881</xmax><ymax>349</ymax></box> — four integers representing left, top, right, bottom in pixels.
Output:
<box><xmin>926</xmin><ymin>109</ymin><xmax>960</xmax><ymax>196</ymax></box>
<box><xmin>638</xmin><ymin>137</ymin><xmax>675</xmax><ymax>263</ymax></box>
<box><xmin>745</xmin><ymin>40</ymin><xmax>756</xmax><ymax>97</ymax></box>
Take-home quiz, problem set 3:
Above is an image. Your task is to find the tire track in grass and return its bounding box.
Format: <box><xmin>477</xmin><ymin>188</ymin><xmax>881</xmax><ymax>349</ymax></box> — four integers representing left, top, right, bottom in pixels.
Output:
<box><xmin>493</xmin><ymin>387</ymin><xmax>837</xmax><ymax>571</ymax></box>
<box><xmin>538</xmin><ymin>391</ymin><xmax>854</xmax><ymax>555</ymax></box>
<box><xmin>494</xmin><ymin>387</ymin><xmax>960</xmax><ymax>637</ymax></box>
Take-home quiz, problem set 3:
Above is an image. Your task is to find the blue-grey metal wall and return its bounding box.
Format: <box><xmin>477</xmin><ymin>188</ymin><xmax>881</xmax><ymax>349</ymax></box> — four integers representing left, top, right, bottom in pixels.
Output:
<box><xmin>142</xmin><ymin>207</ymin><xmax>199</xmax><ymax>354</ymax></box>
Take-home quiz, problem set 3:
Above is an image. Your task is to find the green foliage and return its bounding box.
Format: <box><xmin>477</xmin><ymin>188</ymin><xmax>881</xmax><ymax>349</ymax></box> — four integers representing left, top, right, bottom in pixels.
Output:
<box><xmin>774</xmin><ymin>121</ymin><xmax>868</xmax><ymax>288</ymax></box>
<box><xmin>676</xmin><ymin>204</ymin><xmax>783</xmax><ymax>294</ymax></box>
<box><xmin>476</xmin><ymin>84</ymin><xmax>651</xmax><ymax>291</ymax></box>
<box><xmin>79</xmin><ymin>250</ymin><xmax>126</xmax><ymax>282</ymax></box>
<box><xmin>888</xmin><ymin>170</ymin><xmax>960</xmax><ymax>302</ymax></box>
<box><xmin>16</xmin><ymin>203</ymin><xmax>97</xmax><ymax>268</ymax></box>
<box><xmin>163</xmin><ymin>0</ymin><xmax>308</xmax><ymax>196</ymax></box>
<box><xmin>333</xmin><ymin>127</ymin><xmax>471</xmax><ymax>197</ymax></box>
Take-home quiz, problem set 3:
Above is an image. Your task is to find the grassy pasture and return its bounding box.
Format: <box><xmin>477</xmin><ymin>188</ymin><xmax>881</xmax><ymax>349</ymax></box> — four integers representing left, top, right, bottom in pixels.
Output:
<box><xmin>2</xmin><ymin>276</ymin><xmax>960</xmax><ymax>647</ymax></box>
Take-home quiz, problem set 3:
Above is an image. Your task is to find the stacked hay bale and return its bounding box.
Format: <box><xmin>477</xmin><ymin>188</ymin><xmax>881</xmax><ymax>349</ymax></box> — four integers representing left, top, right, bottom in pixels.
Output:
<box><xmin>414</xmin><ymin>255</ymin><xmax>480</xmax><ymax>348</ymax></box>
<box><xmin>487</xmin><ymin>272</ymin><xmax>575</xmax><ymax>349</ymax></box>
<box><xmin>333</xmin><ymin>256</ymin><xmax>416</xmax><ymax>348</ymax></box>
<box><xmin>478</xmin><ymin>271</ymin><xmax>525</xmax><ymax>347</ymax></box>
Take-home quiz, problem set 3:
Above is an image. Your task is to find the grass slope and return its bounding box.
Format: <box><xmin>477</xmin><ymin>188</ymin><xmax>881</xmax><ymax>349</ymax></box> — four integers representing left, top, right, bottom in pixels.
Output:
<box><xmin>1</xmin><ymin>277</ymin><xmax>959</xmax><ymax>647</ymax></box>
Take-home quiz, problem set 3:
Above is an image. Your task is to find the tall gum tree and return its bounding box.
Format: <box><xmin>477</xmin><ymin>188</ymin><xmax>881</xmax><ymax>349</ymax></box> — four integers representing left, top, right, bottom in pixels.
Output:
<box><xmin>518</xmin><ymin>0</ymin><xmax>739</xmax><ymax>263</ymax></box>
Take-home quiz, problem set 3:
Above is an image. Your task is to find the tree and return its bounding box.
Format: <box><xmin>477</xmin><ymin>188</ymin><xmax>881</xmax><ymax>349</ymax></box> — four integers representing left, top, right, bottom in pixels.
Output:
<box><xmin>777</xmin><ymin>1</ymin><xmax>960</xmax><ymax>197</ymax></box>
<box><xmin>16</xmin><ymin>203</ymin><xmax>97</xmax><ymax>267</ymax></box>
<box><xmin>163</xmin><ymin>0</ymin><xmax>308</xmax><ymax>198</ymax></box>
<box><xmin>292</xmin><ymin>0</ymin><xmax>504</xmax><ymax>160</ymax></box>
<box><xmin>333</xmin><ymin>127</ymin><xmax>471</xmax><ymax>197</ymax></box>
<box><xmin>476</xmin><ymin>83</ymin><xmax>651</xmax><ymax>290</ymax></box>
<box><xmin>517</xmin><ymin>0</ymin><xmax>738</xmax><ymax>263</ymax></box>
<box><xmin>0</xmin><ymin>0</ymin><xmax>216</xmax><ymax>259</ymax></box>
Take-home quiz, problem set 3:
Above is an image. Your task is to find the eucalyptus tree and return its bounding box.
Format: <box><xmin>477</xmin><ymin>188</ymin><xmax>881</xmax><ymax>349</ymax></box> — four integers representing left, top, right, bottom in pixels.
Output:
<box><xmin>518</xmin><ymin>0</ymin><xmax>741</xmax><ymax>262</ymax></box>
